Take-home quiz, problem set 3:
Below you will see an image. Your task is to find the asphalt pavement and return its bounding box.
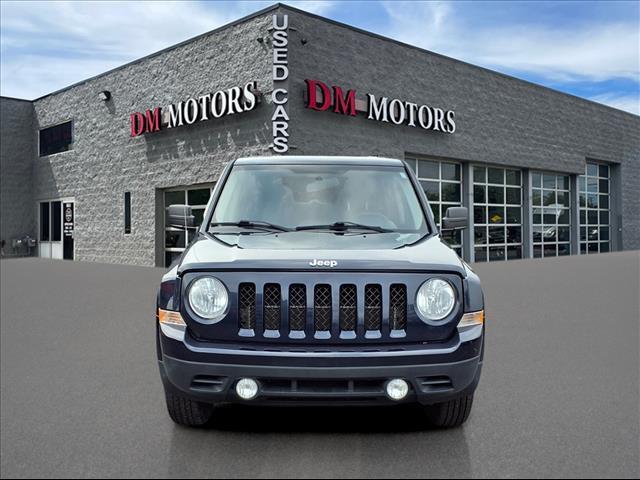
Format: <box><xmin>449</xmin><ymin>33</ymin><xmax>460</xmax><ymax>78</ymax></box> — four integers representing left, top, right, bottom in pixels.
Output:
<box><xmin>1</xmin><ymin>252</ymin><xmax>639</xmax><ymax>478</ymax></box>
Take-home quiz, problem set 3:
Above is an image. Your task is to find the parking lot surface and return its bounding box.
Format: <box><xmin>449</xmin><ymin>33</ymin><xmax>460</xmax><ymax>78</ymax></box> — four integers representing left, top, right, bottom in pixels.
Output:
<box><xmin>1</xmin><ymin>252</ymin><xmax>639</xmax><ymax>478</ymax></box>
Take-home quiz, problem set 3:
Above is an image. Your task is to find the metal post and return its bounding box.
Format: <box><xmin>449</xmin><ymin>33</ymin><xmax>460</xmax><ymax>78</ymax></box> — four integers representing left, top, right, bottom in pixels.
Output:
<box><xmin>462</xmin><ymin>163</ymin><xmax>474</xmax><ymax>263</ymax></box>
<box><xmin>609</xmin><ymin>164</ymin><xmax>623</xmax><ymax>252</ymax></box>
<box><xmin>570</xmin><ymin>174</ymin><xmax>580</xmax><ymax>255</ymax></box>
<box><xmin>522</xmin><ymin>169</ymin><xmax>533</xmax><ymax>259</ymax></box>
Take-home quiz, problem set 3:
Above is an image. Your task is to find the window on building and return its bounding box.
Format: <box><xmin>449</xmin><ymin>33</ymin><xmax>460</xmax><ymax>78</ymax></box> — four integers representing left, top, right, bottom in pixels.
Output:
<box><xmin>531</xmin><ymin>172</ymin><xmax>571</xmax><ymax>258</ymax></box>
<box><xmin>164</xmin><ymin>185</ymin><xmax>214</xmax><ymax>267</ymax></box>
<box><xmin>406</xmin><ymin>157</ymin><xmax>463</xmax><ymax>256</ymax></box>
<box><xmin>124</xmin><ymin>192</ymin><xmax>131</xmax><ymax>234</ymax></box>
<box><xmin>473</xmin><ymin>166</ymin><xmax>522</xmax><ymax>262</ymax></box>
<box><xmin>579</xmin><ymin>163</ymin><xmax>610</xmax><ymax>254</ymax></box>
<box><xmin>39</xmin><ymin>121</ymin><xmax>73</xmax><ymax>157</ymax></box>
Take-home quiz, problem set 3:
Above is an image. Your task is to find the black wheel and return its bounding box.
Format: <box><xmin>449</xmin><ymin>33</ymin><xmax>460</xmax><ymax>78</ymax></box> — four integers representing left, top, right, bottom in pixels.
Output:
<box><xmin>425</xmin><ymin>394</ymin><xmax>474</xmax><ymax>428</ymax></box>
<box><xmin>164</xmin><ymin>389</ymin><xmax>214</xmax><ymax>427</ymax></box>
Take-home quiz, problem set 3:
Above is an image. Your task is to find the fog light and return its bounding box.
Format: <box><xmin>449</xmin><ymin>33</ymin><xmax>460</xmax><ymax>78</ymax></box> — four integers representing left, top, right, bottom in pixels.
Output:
<box><xmin>386</xmin><ymin>378</ymin><xmax>409</xmax><ymax>401</ymax></box>
<box><xmin>236</xmin><ymin>378</ymin><xmax>259</xmax><ymax>400</ymax></box>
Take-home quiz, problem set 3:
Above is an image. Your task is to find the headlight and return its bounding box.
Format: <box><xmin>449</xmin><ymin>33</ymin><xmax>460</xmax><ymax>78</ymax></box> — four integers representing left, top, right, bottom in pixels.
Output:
<box><xmin>188</xmin><ymin>276</ymin><xmax>229</xmax><ymax>322</ymax></box>
<box><xmin>415</xmin><ymin>278</ymin><xmax>456</xmax><ymax>322</ymax></box>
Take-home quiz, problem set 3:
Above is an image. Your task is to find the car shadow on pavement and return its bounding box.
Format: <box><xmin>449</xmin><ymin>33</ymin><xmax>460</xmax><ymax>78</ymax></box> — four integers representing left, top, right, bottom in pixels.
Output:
<box><xmin>204</xmin><ymin>404</ymin><xmax>438</xmax><ymax>433</ymax></box>
<box><xmin>166</xmin><ymin>404</ymin><xmax>473</xmax><ymax>477</ymax></box>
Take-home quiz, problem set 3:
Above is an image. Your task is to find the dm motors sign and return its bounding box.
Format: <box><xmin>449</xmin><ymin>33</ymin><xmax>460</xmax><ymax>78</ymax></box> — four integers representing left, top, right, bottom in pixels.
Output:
<box><xmin>304</xmin><ymin>79</ymin><xmax>456</xmax><ymax>134</ymax></box>
<box><xmin>129</xmin><ymin>81</ymin><xmax>261</xmax><ymax>137</ymax></box>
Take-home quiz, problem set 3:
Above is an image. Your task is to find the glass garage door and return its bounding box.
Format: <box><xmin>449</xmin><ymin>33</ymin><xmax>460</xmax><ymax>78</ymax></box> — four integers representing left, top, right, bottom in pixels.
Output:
<box><xmin>164</xmin><ymin>185</ymin><xmax>214</xmax><ymax>267</ymax></box>
<box><xmin>531</xmin><ymin>172</ymin><xmax>571</xmax><ymax>257</ymax></box>
<box><xmin>473</xmin><ymin>166</ymin><xmax>523</xmax><ymax>262</ymax></box>
<box><xmin>579</xmin><ymin>163</ymin><xmax>610</xmax><ymax>254</ymax></box>
<box><xmin>405</xmin><ymin>157</ymin><xmax>463</xmax><ymax>256</ymax></box>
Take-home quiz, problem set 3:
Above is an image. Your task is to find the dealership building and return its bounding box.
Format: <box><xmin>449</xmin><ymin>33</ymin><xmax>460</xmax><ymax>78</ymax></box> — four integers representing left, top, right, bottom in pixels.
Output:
<box><xmin>1</xmin><ymin>3</ymin><xmax>638</xmax><ymax>267</ymax></box>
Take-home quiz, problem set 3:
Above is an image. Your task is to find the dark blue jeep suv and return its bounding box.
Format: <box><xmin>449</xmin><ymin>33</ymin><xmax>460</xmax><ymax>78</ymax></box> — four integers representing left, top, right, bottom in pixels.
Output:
<box><xmin>157</xmin><ymin>156</ymin><xmax>484</xmax><ymax>428</ymax></box>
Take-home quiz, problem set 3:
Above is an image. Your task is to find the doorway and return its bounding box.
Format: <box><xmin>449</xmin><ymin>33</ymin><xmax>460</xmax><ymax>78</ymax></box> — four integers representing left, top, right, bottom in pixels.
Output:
<box><xmin>39</xmin><ymin>199</ymin><xmax>74</xmax><ymax>260</ymax></box>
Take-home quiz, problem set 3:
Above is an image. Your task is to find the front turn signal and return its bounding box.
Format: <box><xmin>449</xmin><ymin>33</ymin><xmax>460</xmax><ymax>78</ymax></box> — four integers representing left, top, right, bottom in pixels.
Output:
<box><xmin>458</xmin><ymin>310</ymin><xmax>484</xmax><ymax>328</ymax></box>
<box><xmin>158</xmin><ymin>308</ymin><xmax>186</xmax><ymax>326</ymax></box>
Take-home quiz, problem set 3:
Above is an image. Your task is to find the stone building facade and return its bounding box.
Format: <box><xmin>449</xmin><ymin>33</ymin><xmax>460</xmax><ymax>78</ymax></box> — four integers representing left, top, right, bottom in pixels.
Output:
<box><xmin>1</xmin><ymin>4</ymin><xmax>638</xmax><ymax>266</ymax></box>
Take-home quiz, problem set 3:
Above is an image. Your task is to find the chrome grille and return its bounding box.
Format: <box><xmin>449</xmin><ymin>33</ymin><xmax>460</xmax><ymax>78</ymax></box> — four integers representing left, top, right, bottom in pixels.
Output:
<box><xmin>364</xmin><ymin>284</ymin><xmax>382</xmax><ymax>331</ymax></box>
<box><xmin>389</xmin><ymin>284</ymin><xmax>407</xmax><ymax>331</ymax></box>
<box><xmin>288</xmin><ymin>284</ymin><xmax>306</xmax><ymax>331</ymax></box>
<box><xmin>263</xmin><ymin>284</ymin><xmax>281</xmax><ymax>330</ymax></box>
<box><xmin>238</xmin><ymin>283</ymin><xmax>256</xmax><ymax>329</ymax></box>
<box><xmin>339</xmin><ymin>284</ymin><xmax>357</xmax><ymax>331</ymax></box>
<box><xmin>314</xmin><ymin>285</ymin><xmax>332</xmax><ymax>331</ymax></box>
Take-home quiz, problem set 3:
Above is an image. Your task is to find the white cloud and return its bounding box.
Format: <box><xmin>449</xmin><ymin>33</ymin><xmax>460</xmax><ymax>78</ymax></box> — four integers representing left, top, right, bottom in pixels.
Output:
<box><xmin>1</xmin><ymin>1</ymin><xmax>232</xmax><ymax>59</ymax></box>
<box><xmin>590</xmin><ymin>92</ymin><xmax>640</xmax><ymax>115</ymax></box>
<box><xmin>0</xmin><ymin>1</ymin><xmax>233</xmax><ymax>98</ymax></box>
<box><xmin>0</xmin><ymin>1</ymin><xmax>336</xmax><ymax>99</ymax></box>
<box><xmin>381</xmin><ymin>1</ymin><xmax>640</xmax><ymax>83</ymax></box>
<box><xmin>1</xmin><ymin>55</ymin><xmax>127</xmax><ymax>100</ymax></box>
<box><xmin>284</xmin><ymin>1</ymin><xmax>336</xmax><ymax>15</ymax></box>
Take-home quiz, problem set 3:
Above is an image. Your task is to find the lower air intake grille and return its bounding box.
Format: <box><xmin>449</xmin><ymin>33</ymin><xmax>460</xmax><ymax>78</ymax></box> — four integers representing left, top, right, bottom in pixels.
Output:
<box><xmin>191</xmin><ymin>375</ymin><xmax>226</xmax><ymax>392</ymax></box>
<box><xmin>364</xmin><ymin>284</ymin><xmax>382</xmax><ymax>331</ymax></box>
<box><xmin>389</xmin><ymin>284</ymin><xmax>407</xmax><ymax>330</ymax></box>
<box><xmin>288</xmin><ymin>284</ymin><xmax>306</xmax><ymax>331</ymax></box>
<box><xmin>418</xmin><ymin>376</ymin><xmax>453</xmax><ymax>393</ymax></box>
<box><xmin>314</xmin><ymin>285</ymin><xmax>332</xmax><ymax>331</ymax></box>
<box><xmin>263</xmin><ymin>283</ymin><xmax>281</xmax><ymax>330</ymax></box>
<box><xmin>339</xmin><ymin>285</ymin><xmax>357</xmax><ymax>331</ymax></box>
<box><xmin>238</xmin><ymin>283</ymin><xmax>256</xmax><ymax>329</ymax></box>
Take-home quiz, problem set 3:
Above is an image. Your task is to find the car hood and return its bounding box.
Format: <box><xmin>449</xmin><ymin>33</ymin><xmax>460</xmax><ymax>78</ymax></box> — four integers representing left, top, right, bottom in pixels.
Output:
<box><xmin>177</xmin><ymin>232</ymin><xmax>466</xmax><ymax>276</ymax></box>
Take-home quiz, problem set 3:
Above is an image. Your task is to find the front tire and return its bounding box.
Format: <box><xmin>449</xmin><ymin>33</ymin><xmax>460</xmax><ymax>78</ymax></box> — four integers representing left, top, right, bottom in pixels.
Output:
<box><xmin>164</xmin><ymin>389</ymin><xmax>214</xmax><ymax>427</ymax></box>
<box><xmin>425</xmin><ymin>394</ymin><xmax>474</xmax><ymax>428</ymax></box>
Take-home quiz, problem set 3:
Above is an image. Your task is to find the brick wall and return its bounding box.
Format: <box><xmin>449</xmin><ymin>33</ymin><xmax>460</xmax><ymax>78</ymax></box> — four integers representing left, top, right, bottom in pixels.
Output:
<box><xmin>31</xmin><ymin>14</ymin><xmax>274</xmax><ymax>266</ymax></box>
<box><xmin>0</xmin><ymin>97</ymin><xmax>35</xmax><ymax>256</ymax></box>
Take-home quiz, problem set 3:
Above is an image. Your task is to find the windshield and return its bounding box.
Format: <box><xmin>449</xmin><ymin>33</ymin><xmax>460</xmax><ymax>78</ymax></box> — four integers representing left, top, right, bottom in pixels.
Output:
<box><xmin>209</xmin><ymin>164</ymin><xmax>429</xmax><ymax>233</ymax></box>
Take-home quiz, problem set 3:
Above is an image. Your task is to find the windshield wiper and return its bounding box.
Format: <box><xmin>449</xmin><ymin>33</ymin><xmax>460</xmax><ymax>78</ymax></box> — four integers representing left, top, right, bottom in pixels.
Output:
<box><xmin>210</xmin><ymin>220</ymin><xmax>292</xmax><ymax>232</ymax></box>
<box><xmin>295</xmin><ymin>221</ymin><xmax>392</xmax><ymax>233</ymax></box>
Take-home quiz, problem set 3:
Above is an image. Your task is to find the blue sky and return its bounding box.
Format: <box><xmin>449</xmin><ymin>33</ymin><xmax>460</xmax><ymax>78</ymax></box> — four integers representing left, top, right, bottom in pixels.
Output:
<box><xmin>1</xmin><ymin>1</ymin><xmax>638</xmax><ymax>114</ymax></box>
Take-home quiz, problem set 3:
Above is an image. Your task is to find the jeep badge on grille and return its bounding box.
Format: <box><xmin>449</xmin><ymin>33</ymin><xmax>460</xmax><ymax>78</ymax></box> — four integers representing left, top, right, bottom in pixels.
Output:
<box><xmin>309</xmin><ymin>259</ymin><xmax>338</xmax><ymax>267</ymax></box>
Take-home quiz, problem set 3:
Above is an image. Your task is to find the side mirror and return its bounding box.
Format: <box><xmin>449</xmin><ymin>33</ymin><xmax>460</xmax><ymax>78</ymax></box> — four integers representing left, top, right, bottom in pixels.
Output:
<box><xmin>166</xmin><ymin>205</ymin><xmax>195</xmax><ymax>229</ymax></box>
<box><xmin>442</xmin><ymin>206</ymin><xmax>468</xmax><ymax>230</ymax></box>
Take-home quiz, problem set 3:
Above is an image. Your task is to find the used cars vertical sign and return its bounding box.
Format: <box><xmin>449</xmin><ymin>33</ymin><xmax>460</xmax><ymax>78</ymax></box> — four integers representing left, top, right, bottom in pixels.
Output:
<box><xmin>271</xmin><ymin>14</ymin><xmax>289</xmax><ymax>153</ymax></box>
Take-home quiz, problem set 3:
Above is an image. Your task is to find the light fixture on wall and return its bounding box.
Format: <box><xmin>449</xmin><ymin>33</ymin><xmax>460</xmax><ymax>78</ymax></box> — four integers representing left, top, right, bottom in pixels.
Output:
<box><xmin>98</xmin><ymin>90</ymin><xmax>111</xmax><ymax>102</ymax></box>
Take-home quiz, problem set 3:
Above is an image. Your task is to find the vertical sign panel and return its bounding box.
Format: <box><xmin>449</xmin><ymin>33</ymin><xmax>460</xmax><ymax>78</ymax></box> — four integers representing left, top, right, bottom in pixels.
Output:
<box><xmin>63</xmin><ymin>202</ymin><xmax>74</xmax><ymax>260</ymax></box>
<box><xmin>271</xmin><ymin>13</ymin><xmax>289</xmax><ymax>153</ymax></box>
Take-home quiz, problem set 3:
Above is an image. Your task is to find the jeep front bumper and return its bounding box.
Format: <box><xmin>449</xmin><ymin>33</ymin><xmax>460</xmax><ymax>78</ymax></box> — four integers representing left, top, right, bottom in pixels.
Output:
<box><xmin>158</xmin><ymin>325</ymin><xmax>484</xmax><ymax>406</ymax></box>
